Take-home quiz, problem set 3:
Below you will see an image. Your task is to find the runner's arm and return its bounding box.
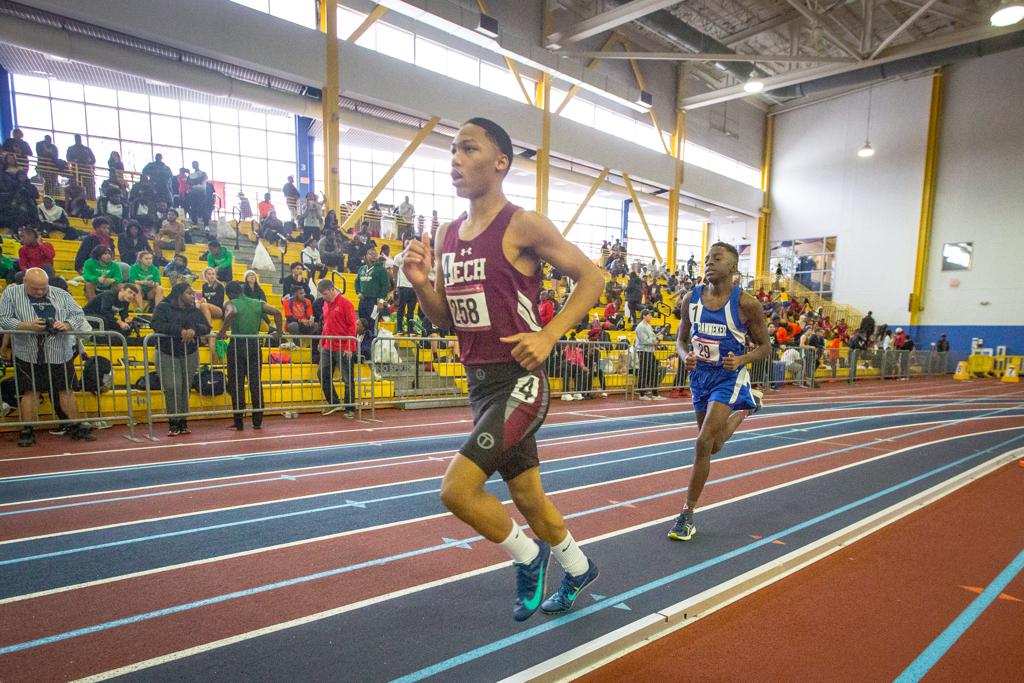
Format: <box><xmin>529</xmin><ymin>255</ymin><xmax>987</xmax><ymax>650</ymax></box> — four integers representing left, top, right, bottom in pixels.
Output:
<box><xmin>403</xmin><ymin>223</ymin><xmax>454</xmax><ymax>330</ymax></box>
<box><xmin>735</xmin><ymin>292</ymin><xmax>772</xmax><ymax>365</ymax></box>
<box><xmin>675</xmin><ymin>289</ymin><xmax>693</xmax><ymax>358</ymax></box>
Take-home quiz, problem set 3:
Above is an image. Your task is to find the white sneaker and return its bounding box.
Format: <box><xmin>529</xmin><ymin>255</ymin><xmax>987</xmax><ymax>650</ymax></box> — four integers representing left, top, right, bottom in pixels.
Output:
<box><xmin>0</xmin><ymin>402</ymin><xmax>13</xmax><ymax>418</ymax></box>
<box><xmin>573</xmin><ymin>393</ymin><xmax>584</xmax><ymax>401</ymax></box>
<box><xmin>600</xmin><ymin>392</ymin><xmax>608</xmax><ymax>398</ymax></box>
<box><xmin>322</xmin><ymin>405</ymin><xmax>343</xmax><ymax>415</ymax></box>
<box><xmin>560</xmin><ymin>393</ymin><xmax>575</xmax><ymax>401</ymax></box>
<box><xmin>652</xmin><ymin>395</ymin><xmax>667</xmax><ymax>401</ymax></box>
<box><xmin>638</xmin><ymin>394</ymin><xmax>653</xmax><ymax>401</ymax></box>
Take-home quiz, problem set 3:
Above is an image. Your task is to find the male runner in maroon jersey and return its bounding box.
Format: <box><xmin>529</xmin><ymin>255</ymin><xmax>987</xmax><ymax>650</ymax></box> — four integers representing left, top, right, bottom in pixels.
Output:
<box><xmin>402</xmin><ymin>118</ymin><xmax>604</xmax><ymax>621</ymax></box>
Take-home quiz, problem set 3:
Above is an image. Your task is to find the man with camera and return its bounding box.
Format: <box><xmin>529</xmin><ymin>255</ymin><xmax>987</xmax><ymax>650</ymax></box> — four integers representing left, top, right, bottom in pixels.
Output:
<box><xmin>0</xmin><ymin>268</ymin><xmax>94</xmax><ymax>446</ymax></box>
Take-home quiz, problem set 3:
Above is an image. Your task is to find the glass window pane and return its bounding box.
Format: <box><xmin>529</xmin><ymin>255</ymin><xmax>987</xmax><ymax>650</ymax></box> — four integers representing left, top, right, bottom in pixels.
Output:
<box><xmin>414</xmin><ymin>168</ymin><xmax>434</xmax><ymax>193</ymax></box>
<box><xmin>88</xmin><ymin>137</ymin><xmax>121</xmax><ymax>164</ymax></box>
<box><xmin>209</xmin><ymin>106</ymin><xmax>238</xmax><ymax>125</ymax></box>
<box><xmin>86</xmin><ymin>105</ymin><xmax>119</xmax><ymax>139</ymax></box>
<box><xmin>238</xmin><ymin>110</ymin><xmax>266</xmax><ymax>129</ymax></box>
<box><xmin>149</xmin><ymin>96</ymin><xmax>180</xmax><ymax>117</ymax></box>
<box><xmin>184</xmin><ymin>149</ymin><xmax>213</xmax><ymax>175</ymax></box>
<box><xmin>240</xmin><ymin>157</ymin><xmax>268</xmax><ymax>187</ymax></box>
<box><xmin>239</xmin><ymin>127</ymin><xmax>267</xmax><ymax>157</ymax></box>
<box><xmin>351</xmin><ymin>161</ymin><xmax>372</xmax><ymax>185</ymax></box>
<box><xmin>180</xmin><ymin>101</ymin><xmax>209</xmax><ymax>120</ymax></box>
<box><xmin>448</xmin><ymin>50</ymin><xmax>479</xmax><ymax>86</ymax></box>
<box><xmin>13</xmin><ymin>74</ymin><xmax>49</xmax><ymax>96</ymax></box>
<box><xmin>378</xmin><ymin>24</ymin><xmax>414</xmax><ymax>63</ymax></box>
<box><xmin>51</xmin><ymin>100</ymin><xmax>86</xmax><ymax>134</ymax></box>
<box><xmin>266</xmin><ymin>131</ymin><xmax>294</xmax><ymax>160</ymax></box>
<box><xmin>181</xmin><ymin>119</ymin><xmax>211</xmax><ymax>150</ymax></box>
<box><xmin>160</xmin><ymin>148</ymin><xmax>184</xmax><ymax>173</ymax></box>
<box><xmin>354</xmin><ymin>24</ymin><xmax>377</xmax><ymax>50</ymax></box>
<box><xmin>118</xmin><ymin>91</ymin><xmax>149</xmax><ymax>111</ymax></box>
<box><xmin>119</xmin><ymin>109</ymin><xmax>151</xmax><ymax>142</ymax></box>
<box><xmin>15</xmin><ymin>94</ymin><xmax>52</xmax><ymax>131</ymax></box>
<box><xmin>49</xmin><ymin>80</ymin><xmax>83</xmax><ymax>101</ymax></box>
<box><xmin>212</xmin><ymin>153</ymin><xmax>241</xmax><ymax>184</ymax></box>
<box><xmin>120</xmin><ymin>141</ymin><xmax>152</xmax><ymax>171</ymax></box>
<box><xmin>151</xmin><ymin>115</ymin><xmax>182</xmax><ymax>147</ymax></box>
<box><xmin>211</xmin><ymin>123</ymin><xmax>240</xmax><ymax>154</ymax></box>
<box><xmin>268</xmin><ymin>160</ymin><xmax>295</xmax><ymax>188</ymax></box>
<box><xmin>266</xmin><ymin>114</ymin><xmax>293</xmax><ymax>133</ymax></box>
<box><xmin>338</xmin><ymin>7</ymin><xmax>365</xmax><ymax>38</ymax></box>
<box><xmin>415</xmin><ymin>37</ymin><xmax>448</xmax><ymax>76</ymax></box>
<box><xmin>561</xmin><ymin>96</ymin><xmax>594</xmax><ymax>127</ymax></box>
<box><xmin>269</xmin><ymin>0</ymin><xmax>316</xmax><ymax>28</ymax></box>
<box><xmin>349</xmin><ymin>146</ymin><xmax>372</xmax><ymax>162</ymax></box>
<box><xmin>84</xmin><ymin>85</ymin><xmax>117</xmax><ymax>105</ymax></box>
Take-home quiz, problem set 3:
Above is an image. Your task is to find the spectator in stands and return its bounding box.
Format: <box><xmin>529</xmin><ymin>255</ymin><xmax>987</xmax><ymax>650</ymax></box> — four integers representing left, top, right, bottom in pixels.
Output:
<box><xmin>164</xmin><ymin>253</ymin><xmax>194</xmax><ymax>287</ymax></box>
<box><xmin>174</xmin><ymin>167</ymin><xmax>190</xmax><ymax>215</ymax></box>
<box><xmin>300</xmin><ymin>192</ymin><xmax>323</xmax><ymax>242</ymax></box>
<box><xmin>1</xmin><ymin>151</ymin><xmax>38</xmax><ymax>235</ymax></box>
<box><xmin>0</xmin><ymin>246</ymin><xmax>15</xmax><ymax>285</ymax></box>
<box><xmin>391</xmin><ymin>240</ymin><xmax>417</xmax><ymax>335</ymax></box>
<box><xmin>893</xmin><ymin>326</ymin><xmax>907</xmax><ymax>349</ymax></box>
<box><xmin>538</xmin><ymin>289</ymin><xmax>555</xmax><ymax>328</ymax></box>
<box><xmin>157</xmin><ymin>208</ymin><xmax>186</xmax><ymax>255</ymax></box>
<box><xmin>61</xmin><ymin>180</ymin><xmax>91</xmax><ymax>220</ymax></box>
<box><xmin>355</xmin><ymin>316</ymin><xmax>376</xmax><ymax>370</ymax></box>
<box><xmin>624</xmin><ymin>272</ymin><xmax>643</xmax><ymax>326</ymax></box>
<box><xmin>2</xmin><ymin>128</ymin><xmax>31</xmax><ymax>161</ymax></box>
<box><xmin>118</xmin><ymin>220</ymin><xmax>151</xmax><ymax>267</ymax></box>
<box><xmin>66</xmin><ymin>134</ymin><xmax>96</xmax><ymax>200</ymax></box>
<box><xmin>300</xmin><ymin>237</ymin><xmax>327</xmax><ymax>281</ymax></box>
<box><xmin>95</xmin><ymin>187</ymin><xmax>126</xmax><ymax>234</ymax></box>
<box><xmin>0</xmin><ymin>268</ymin><xmax>95</xmax><ymax>446</ymax></box>
<box><xmin>17</xmin><ymin>227</ymin><xmax>55</xmax><ymax>278</ymax></box>
<box><xmin>258</xmin><ymin>192</ymin><xmax>275</xmax><ymax>221</ymax></box>
<box><xmin>559</xmin><ymin>341</ymin><xmax>592</xmax><ymax>401</ymax></box>
<box><xmin>859</xmin><ymin>310</ymin><xmax>875</xmax><ymax>339</ymax></box>
<box><xmin>242</xmin><ymin>270</ymin><xmax>267</xmax><ymax>302</ymax></box>
<box><xmin>259</xmin><ymin>209</ymin><xmax>288</xmax><ymax>247</ymax></box>
<box><xmin>219</xmin><ymin>280</ymin><xmax>282</xmax><ymax>431</ymax></box>
<box><xmin>151</xmin><ymin>281</ymin><xmax>211</xmax><ymax>436</ymax></box>
<box><xmin>203</xmin><ymin>240</ymin><xmax>234</xmax><ymax>282</ymax></box>
<box><xmin>774</xmin><ymin>262</ymin><xmax>784</xmax><ymax>288</ymax></box>
<box><xmin>686</xmin><ymin>253</ymin><xmax>697</xmax><ymax>279</ymax></box>
<box><xmin>107</xmin><ymin>151</ymin><xmax>125</xmax><ymax>189</ymax></box>
<box><xmin>345</xmin><ymin>223</ymin><xmax>374</xmax><ymax>273</ymax></box>
<box><xmin>935</xmin><ymin>333</ymin><xmax>949</xmax><ymax>353</ymax></box>
<box><xmin>397</xmin><ymin>195</ymin><xmax>415</xmax><ymax>222</ymax></box>
<box><xmin>74</xmin><ymin>218</ymin><xmax>115</xmax><ymax>272</ymax></box>
<box><xmin>142</xmin><ymin>153</ymin><xmax>173</xmax><ymax>203</ymax></box>
<box><xmin>282</xmin><ymin>176</ymin><xmax>301</xmax><ymax>223</ymax></box>
<box><xmin>318</xmin><ymin>228</ymin><xmax>345</xmax><ymax>272</ymax></box>
<box><xmin>280</xmin><ymin>262</ymin><xmax>311</xmax><ymax>299</ymax></box>
<box><xmin>355</xmin><ymin>247</ymin><xmax>389</xmax><ymax>334</ymax></box>
<box><xmin>198</xmin><ymin>267</ymin><xmax>226</xmax><ymax>337</ymax></box>
<box><xmin>846</xmin><ymin>328</ymin><xmax>868</xmax><ymax>383</ymax></box>
<box><xmin>801</xmin><ymin>325</ymin><xmax>825</xmax><ymax>381</ymax></box>
<box><xmin>237</xmin><ymin>191</ymin><xmax>253</xmax><ymax>221</ymax></box>
<box><xmin>34</xmin><ymin>134</ymin><xmax>62</xmax><ymax>195</ymax></box>
<box><xmin>36</xmin><ymin>195</ymin><xmax>74</xmax><ymax>239</ymax></box>
<box><xmin>323</xmin><ymin>208</ymin><xmax>340</xmax><ymax>233</ymax></box>
<box><xmin>83</xmin><ymin>281</ymin><xmax>138</xmax><ymax>333</ymax></box>
<box><xmin>129</xmin><ymin>250</ymin><xmax>163</xmax><ymax>310</ymax></box>
<box><xmin>781</xmin><ymin>345</ymin><xmax>805</xmax><ymax>387</ymax></box>
<box><xmin>609</xmin><ymin>255</ymin><xmax>627</xmax><ymax>278</ymax></box>
<box><xmin>599</xmin><ymin>241</ymin><xmax>611</xmax><ymax>268</ymax></box>
<box><xmin>316</xmin><ymin>279</ymin><xmax>357</xmax><ymax>417</ymax></box>
<box><xmin>82</xmin><ymin>245</ymin><xmax>124</xmax><ymax>302</ymax></box>
<box><xmin>635</xmin><ymin>309</ymin><xmax>663</xmax><ymax>400</ymax></box>
<box><xmin>603</xmin><ymin>297</ymin><xmax>623</xmax><ymax>329</ymax></box>
<box><xmin>283</xmin><ymin>283</ymin><xmax>318</xmax><ymax>338</ymax></box>
<box><xmin>778</xmin><ymin>287</ymin><xmax>791</xmax><ymax>310</ymax></box>
<box><xmin>128</xmin><ymin>174</ymin><xmax>157</xmax><ymax>225</ymax></box>
<box><xmin>187</xmin><ymin>161</ymin><xmax>209</xmax><ymax>227</ymax></box>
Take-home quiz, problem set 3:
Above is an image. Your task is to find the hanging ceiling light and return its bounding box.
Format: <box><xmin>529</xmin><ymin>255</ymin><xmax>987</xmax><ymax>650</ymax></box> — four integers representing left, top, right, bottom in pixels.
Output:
<box><xmin>858</xmin><ymin>86</ymin><xmax>875</xmax><ymax>158</ymax></box>
<box><xmin>743</xmin><ymin>67</ymin><xmax>764</xmax><ymax>93</ymax></box>
<box><xmin>990</xmin><ymin>2</ymin><xmax>1024</xmax><ymax>26</ymax></box>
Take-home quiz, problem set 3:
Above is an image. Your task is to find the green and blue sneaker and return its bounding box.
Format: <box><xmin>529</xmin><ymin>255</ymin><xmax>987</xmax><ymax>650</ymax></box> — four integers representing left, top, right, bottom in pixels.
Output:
<box><xmin>541</xmin><ymin>559</ymin><xmax>600</xmax><ymax>615</ymax></box>
<box><xmin>513</xmin><ymin>541</ymin><xmax>550</xmax><ymax>622</ymax></box>
<box><xmin>667</xmin><ymin>511</ymin><xmax>696</xmax><ymax>541</ymax></box>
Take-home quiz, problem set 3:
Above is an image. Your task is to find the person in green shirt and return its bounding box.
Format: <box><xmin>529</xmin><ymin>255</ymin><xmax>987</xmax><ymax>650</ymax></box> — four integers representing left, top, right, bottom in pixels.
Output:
<box><xmin>218</xmin><ymin>280</ymin><xmax>283</xmax><ymax>431</ymax></box>
<box><xmin>128</xmin><ymin>250</ymin><xmax>164</xmax><ymax>309</ymax></box>
<box><xmin>82</xmin><ymin>245</ymin><xmax>124</xmax><ymax>301</ymax></box>
<box><xmin>355</xmin><ymin>247</ymin><xmax>391</xmax><ymax>333</ymax></box>
<box><xmin>204</xmin><ymin>240</ymin><xmax>234</xmax><ymax>282</ymax></box>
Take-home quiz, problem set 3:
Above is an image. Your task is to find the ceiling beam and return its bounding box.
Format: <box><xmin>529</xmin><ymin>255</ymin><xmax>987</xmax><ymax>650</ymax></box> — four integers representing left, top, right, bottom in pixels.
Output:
<box><xmin>546</xmin><ymin>0</ymin><xmax>683</xmax><ymax>45</ymax></box>
<box><xmin>870</xmin><ymin>0</ymin><xmax>939</xmax><ymax>59</ymax></box>
<box><xmin>890</xmin><ymin>0</ymin><xmax>972</xmax><ymax>22</ymax></box>
<box><xmin>721</xmin><ymin>10</ymin><xmax>802</xmax><ymax>46</ymax></box>
<box><xmin>680</xmin><ymin>22</ymin><xmax>1023</xmax><ymax>110</ymax></box>
<box><xmin>782</xmin><ymin>0</ymin><xmax>863</xmax><ymax>59</ymax></box>
<box><xmin>561</xmin><ymin>51</ymin><xmax>857</xmax><ymax>63</ymax></box>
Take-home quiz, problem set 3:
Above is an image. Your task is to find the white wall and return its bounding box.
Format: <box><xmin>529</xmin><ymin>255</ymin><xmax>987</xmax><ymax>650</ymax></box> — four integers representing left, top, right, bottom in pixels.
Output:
<box><xmin>923</xmin><ymin>47</ymin><xmax>1024</xmax><ymax>327</ymax></box>
<box><xmin>770</xmin><ymin>76</ymin><xmax>933</xmax><ymax>326</ymax></box>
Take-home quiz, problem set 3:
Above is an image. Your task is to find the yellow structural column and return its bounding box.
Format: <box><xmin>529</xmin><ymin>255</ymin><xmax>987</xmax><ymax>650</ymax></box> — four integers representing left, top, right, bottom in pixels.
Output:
<box><xmin>755</xmin><ymin>115</ymin><xmax>775</xmax><ymax>279</ymax></box>
<box><xmin>910</xmin><ymin>68</ymin><xmax>945</xmax><ymax>326</ymax></box>
<box><xmin>666</xmin><ymin>65</ymin><xmax>685</xmax><ymax>272</ymax></box>
<box><xmin>536</xmin><ymin>73</ymin><xmax>551</xmax><ymax>215</ymax></box>
<box><xmin>700</xmin><ymin>222</ymin><xmax>709</xmax><ymax>276</ymax></box>
<box><xmin>322</xmin><ymin>0</ymin><xmax>341</xmax><ymax>215</ymax></box>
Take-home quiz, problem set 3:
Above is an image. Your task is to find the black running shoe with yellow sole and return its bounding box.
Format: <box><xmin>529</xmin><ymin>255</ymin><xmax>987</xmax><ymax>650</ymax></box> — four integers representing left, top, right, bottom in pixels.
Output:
<box><xmin>667</xmin><ymin>512</ymin><xmax>696</xmax><ymax>541</ymax></box>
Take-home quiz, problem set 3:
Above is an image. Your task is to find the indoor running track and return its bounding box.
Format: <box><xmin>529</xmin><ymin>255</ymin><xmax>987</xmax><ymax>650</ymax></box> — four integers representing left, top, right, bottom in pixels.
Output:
<box><xmin>0</xmin><ymin>378</ymin><xmax>1022</xmax><ymax>681</ymax></box>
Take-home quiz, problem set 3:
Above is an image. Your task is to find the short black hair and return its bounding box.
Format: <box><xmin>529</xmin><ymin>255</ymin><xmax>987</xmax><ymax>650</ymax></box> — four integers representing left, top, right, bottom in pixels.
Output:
<box><xmin>225</xmin><ymin>281</ymin><xmax>244</xmax><ymax>298</ymax></box>
<box><xmin>464</xmin><ymin>117</ymin><xmax>513</xmax><ymax>176</ymax></box>
<box><xmin>290</xmin><ymin>261</ymin><xmax>303</xmax><ymax>270</ymax></box>
<box><xmin>208</xmin><ymin>240</ymin><xmax>220</xmax><ymax>248</ymax></box>
<box><xmin>90</xmin><ymin>245</ymin><xmax>110</xmax><ymax>259</ymax></box>
<box><xmin>709</xmin><ymin>241</ymin><xmax>739</xmax><ymax>261</ymax></box>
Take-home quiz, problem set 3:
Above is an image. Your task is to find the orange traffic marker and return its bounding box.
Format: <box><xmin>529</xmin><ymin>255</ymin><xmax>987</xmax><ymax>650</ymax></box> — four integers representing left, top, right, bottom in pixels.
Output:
<box><xmin>960</xmin><ymin>585</ymin><xmax>1023</xmax><ymax>602</ymax></box>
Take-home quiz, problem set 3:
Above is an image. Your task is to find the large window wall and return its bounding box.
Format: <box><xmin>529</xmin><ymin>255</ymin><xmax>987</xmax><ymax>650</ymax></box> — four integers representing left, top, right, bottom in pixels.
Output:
<box><xmin>11</xmin><ymin>74</ymin><xmax>297</xmax><ymax>215</ymax></box>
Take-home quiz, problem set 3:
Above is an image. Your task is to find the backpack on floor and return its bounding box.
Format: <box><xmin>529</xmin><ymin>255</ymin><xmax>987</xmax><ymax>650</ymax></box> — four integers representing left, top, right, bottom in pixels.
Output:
<box><xmin>191</xmin><ymin>367</ymin><xmax>226</xmax><ymax>396</ymax></box>
<box><xmin>82</xmin><ymin>356</ymin><xmax>113</xmax><ymax>394</ymax></box>
<box><xmin>133</xmin><ymin>371</ymin><xmax>162</xmax><ymax>391</ymax></box>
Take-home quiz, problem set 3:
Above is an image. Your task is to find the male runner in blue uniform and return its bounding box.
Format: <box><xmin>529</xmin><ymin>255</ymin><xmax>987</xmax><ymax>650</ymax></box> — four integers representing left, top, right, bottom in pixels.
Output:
<box><xmin>669</xmin><ymin>242</ymin><xmax>771</xmax><ymax>541</ymax></box>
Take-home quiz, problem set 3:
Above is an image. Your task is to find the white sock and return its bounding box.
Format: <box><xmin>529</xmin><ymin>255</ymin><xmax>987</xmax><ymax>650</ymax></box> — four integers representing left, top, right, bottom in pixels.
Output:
<box><xmin>552</xmin><ymin>530</ymin><xmax>589</xmax><ymax>577</ymax></box>
<box><xmin>499</xmin><ymin>524</ymin><xmax>539</xmax><ymax>565</ymax></box>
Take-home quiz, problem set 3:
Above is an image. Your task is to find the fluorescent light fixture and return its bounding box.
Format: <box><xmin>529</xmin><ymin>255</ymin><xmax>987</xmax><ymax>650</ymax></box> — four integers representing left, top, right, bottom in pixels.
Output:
<box><xmin>44</xmin><ymin>53</ymin><xmax>69</xmax><ymax>62</ymax></box>
<box><xmin>145</xmin><ymin>78</ymin><xmax>170</xmax><ymax>87</ymax></box>
<box><xmin>743</xmin><ymin>69</ymin><xmax>763</xmax><ymax>93</ymax></box>
<box><xmin>857</xmin><ymin>141</ymin><xmax>875</xmax><ymax>158</ymax></box>
<box><xmin>990</xmin><ymin>2</ymin><xmax>1024</xmax><ymax>26</ymax></box>
<box><xmin>476</xmin><ymin>13</ymin><xmax>499</xmax><ymax>39</ymax></box>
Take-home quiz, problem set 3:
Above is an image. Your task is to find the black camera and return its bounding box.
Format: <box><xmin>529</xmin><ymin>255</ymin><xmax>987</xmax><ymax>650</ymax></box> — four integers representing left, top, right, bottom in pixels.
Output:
<box><xmin>43</xmin><ymin>317</ymin><xmax>57</xmax><ymax>334</ymax></box>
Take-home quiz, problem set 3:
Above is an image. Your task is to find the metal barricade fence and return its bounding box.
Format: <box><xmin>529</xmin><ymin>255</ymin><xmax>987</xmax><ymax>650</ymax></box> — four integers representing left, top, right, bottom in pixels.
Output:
<box><xmin>139</xmin><ymin>333</ymin><xmax>360</xmax><ymax>440</ymax></box>
<box><xmin>0</xmin><ymin>328</ymin><xmax>139</xmax><ymax>440</ymax></box>
<box><xmin>551</xmin><ymin>339</ymin><xmax>633</xmax><ymax>402</ymax></box>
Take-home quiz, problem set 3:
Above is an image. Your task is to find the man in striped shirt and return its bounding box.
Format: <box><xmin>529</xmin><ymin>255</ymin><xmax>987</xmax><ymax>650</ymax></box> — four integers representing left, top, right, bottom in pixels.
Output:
<box><xmin>0</xmin><ymin>268</ymin><xmax>94</xmax><ymax>446</ymax></box>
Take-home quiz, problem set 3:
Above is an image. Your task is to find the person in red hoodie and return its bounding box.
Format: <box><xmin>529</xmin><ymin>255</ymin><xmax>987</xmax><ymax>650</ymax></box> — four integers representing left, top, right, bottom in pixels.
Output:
<box><xmin>538</xmin><ymin>289</ymin><xmax>555</xmax><ymax>327</ymax></box>
<box><xmin>18</xmin><ymin>227</ymin><xmax>55</xmax><ymax>276</ymax></box>
<box><xmin>317</xmin><ymin>278</ymin><xmax>357</xmax><ymax>418</ymax></box>
<box><xmin>602</xmin><ymin>297</ymin><xmax>623</xmax><ymax>329</ymax></box>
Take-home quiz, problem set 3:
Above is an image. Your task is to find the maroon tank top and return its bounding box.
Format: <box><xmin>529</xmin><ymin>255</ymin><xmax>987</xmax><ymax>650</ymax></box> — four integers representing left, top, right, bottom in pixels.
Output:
<box><xmin>441</xmin><ymin>202</ymin><xmax>542</xmax><ymax>365</ymax></box>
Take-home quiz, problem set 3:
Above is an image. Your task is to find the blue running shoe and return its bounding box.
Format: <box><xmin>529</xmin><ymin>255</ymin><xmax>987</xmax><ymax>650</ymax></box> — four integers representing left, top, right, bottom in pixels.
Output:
<box><xmin>541</xmin><ymin>559</ymin><xmax>600</xmax><ymax>615</ymax></box>
<box><xmin>513</xmin><ymin>541</ymin><xmax>550</xmax><ymax>622</ymax></box>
